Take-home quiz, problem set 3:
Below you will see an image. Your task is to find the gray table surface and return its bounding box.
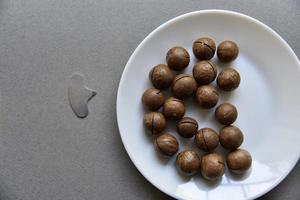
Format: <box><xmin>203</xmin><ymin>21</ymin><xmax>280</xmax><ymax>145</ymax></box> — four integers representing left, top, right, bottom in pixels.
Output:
<box><xmin>0</xmin><ymin>0</ymin><xmax>299</xmax><ymax>199</ymax></box>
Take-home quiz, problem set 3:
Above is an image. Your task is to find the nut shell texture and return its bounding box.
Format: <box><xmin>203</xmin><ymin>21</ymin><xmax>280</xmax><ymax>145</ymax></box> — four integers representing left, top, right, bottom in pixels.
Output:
<box><xmin>166</xmin><ymin>46</ymin><xmax>190</xmax><ymax>71</ymax></box>
<box><xmin>217</xmin><ymin>40</ymin><xmax>239</xmax><ymax>63</ymax></box>
<box><xmin>155</xmin><ymin>133</ymin><xmax>179</xmax><ymax>156</ymax></box>
<box><xmin>143</xmin><ymin>112</ymin><xmax>166</xmax><ymax>135</ymax></box>
<box><xmin>196</xmin><ymin>85</ymin><xmax>219</xmax><ymax>109</ymax></box>
<box><xmin>193</xmin><ymin>61</ymin><xmax>217</xmax><ymax>85</ymax></box>
<box><xmin>172</xmin><ymin>74</ymin><xmax>197</xmax><ymax>99</ymax></box>
<box><xmin>217</xmin><ymin>68</ymin><xmax>240</xmax><ymax>91</ymax></box>
<box><xmin>176</xmin><ymin>150</ymin><xmax>201</xmax><ymax>176</ymax></box>
<box><xmin>163</xmin><ymin>97</ymin><xmax>185</xmax><ymax>120</ymax></box>
<box><xmin>195</xmin><ymin>128</ymin><xmax>219</xmax><ymax>152</ymax></box>
<box><xmin>219</xmin><ymin>125</ymin><xmax>244</xmax><ymax>150</ymax></box>
<box><xmin>176</xmin><ymin>117</ymin><xmax>198</xmax><ymax>138</ymax></box>
<box><xmin>149</xmin><ymin>64</ymin><xmax>174</xmax><ymax>89</ymax></box>
<box><xmin>142</xmin><ymin>88</ymin><xmax>164</xmax><ymax>110</ymax></box>
<box><xmin>227</xmin><ymin>149</ymin><xmax>252</xmax><ymax>174</ymax></box>
<box><xmin>201</xmin><ymin>153</ymin><xmax>225</xmax><ymax>180</ymax></box>
<box><xmin>215</xmin><ymin>103</ymin><xmax>238</xmax><ymax>125</ymax></box>
<box><xmin>193</xmin><ymin>37</ymin><xmax>216</xmax><ymax>60</ymax></box>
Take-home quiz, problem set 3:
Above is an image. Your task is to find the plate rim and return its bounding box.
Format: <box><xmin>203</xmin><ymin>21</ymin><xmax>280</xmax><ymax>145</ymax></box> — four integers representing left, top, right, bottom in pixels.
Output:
<box><xmin>116</xmin><ymin>9</ymin><xmax>300</xmax><ymax>200</ymax></box>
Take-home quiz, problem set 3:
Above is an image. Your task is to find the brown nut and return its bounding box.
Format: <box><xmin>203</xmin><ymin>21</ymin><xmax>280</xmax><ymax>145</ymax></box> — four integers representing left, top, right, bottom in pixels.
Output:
<box><xmin>196</xmin><ymin>85</ymin><xmax>219</xmax><ymax>109</ymax></box>
<box><xmin>201</xmin><ymin>153</ymin><xmax>225</xmax><ymax>181</ymax></box>
<box><xmin>155</xmin><ymin>133</ymin><xmax>179</xmax><ymax>156</ymax></box>
<box><xmin>193</xmin><ymin>61</ymin><xmax>217</xmax><ymax>85</ymax></box>
<box><xmin>163</xmin><ymin>97</ymin><xmax>185</xmax><ymax>120</ymax></box>
<box><xmin>217</xmin><ymin>68</ymin><xmax>240</xmax><ymax>91</ymax></box>
<box><xmin>195</xmin><ymin>128</ymin><xmax>219</xmax><ymax>152</ymax></box>
<box><xmin>219</xmin><ymin>125</ymin><xmax>244</xmax><ymax>150</ymax></box>
<box><xmin>166</xmin><ymin>46</ymin><xmax>190</xmax><ymax>71</ymax></box>
<box><xmin>193</xmin><ymin>37</ymin><xmax>216</xmax><ymax>60</ymax></box>
<box><xmin>149</xmin><ymin>64</ymin><xmax>174</xmax><ymax>89</ymax></box>
<box><xmin>215</xmin><ymin>103</ymin><xmax>238</xmax><ymax>125</ymax></box>
<box><xmin>176</xmin><ymin>117</ymin><xmax>198</xmax><ymax>138</ymax></box>
<box><xmin>217</xmin><ymin>40</ymin><xmax>239</xmax><ymax>63</ymax></box>
<box><xmin>143</xmin><ymin>112</ymin><xmax>166</xmax><ymax>135</ymax></box>
<box><xmin>142</xmin><ymin>88</ymin><xmax>165</xmax><ymax>110</ymax></box>
<box><xmin>176</xmin><ymin>150</ymin><xmax>201</xmax><ymax>176</ymax></box>
<box><xmin>226</xmin><ymin>149</ymin><xmax>252</xmax><ymax>174</ymax></box>
<box><xmin>172</xmin><ymin>74</ymin><xmax>197</xmax><ymax>99</ymax></box>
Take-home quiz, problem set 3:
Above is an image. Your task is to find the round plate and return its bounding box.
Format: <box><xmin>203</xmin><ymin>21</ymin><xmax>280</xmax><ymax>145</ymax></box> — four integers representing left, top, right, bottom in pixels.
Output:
<box><xmin>116</xmin><ymin>10</ymin><xmax>300</xmax><ymax>200</ymax></box>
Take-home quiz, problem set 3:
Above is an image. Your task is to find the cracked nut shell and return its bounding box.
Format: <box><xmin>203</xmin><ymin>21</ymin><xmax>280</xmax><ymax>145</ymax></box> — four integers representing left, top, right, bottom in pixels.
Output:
<box><xmin>143</xmin><ymin>112</ymin><xmax>166</xmax><ymax>135</ymax></box>
<box><xmin>172</xmin><ymin>74</ymin><xmax>197</xmax><ymax>99</ymax></box>
<box><xmin>163</xmin><ymin>97</ymin><xmax>185</xmax><ymax>120</ymax></box>
<box><xmin>195</xmin><ymin>128</ymin><xmax>219</xmax><ymax>152</ymax></box>
<box><xmin>193</xmin><ymin>61</ymin><xmax>217</xmax><ymax>85</ymax></box>
<box><xmin>217</xmin><ymin>40</ymin><xmax>239</xmax><ymax>63</ymax></box>
<box><xmin>193</xmin><ymin>37</ymin><xmax>216</xmax><ymax>60</ymax></box>
<box><xmin>166</xmin><ymin>46</ymin><xmax>190</xmax><ymax>71</ymax></box>
<box><xmin>215</xmin><ymin>103</ymin><xmax>238</xmax><ymax>125</ymax></box>
<box><xmin>176</xmin><ymin>117</ymin><xmax>198</xmax><ymax>138</ymax></box>
<box><xmin>155</xmin><ymin>133</ymin><xmax>179</xmax><ymax>156</ymax></box>
<box><xmin>227</xmin><ymin>149</ymin><xmax>252</xmax><ymax>174</ymax></box>
<box><xmin>217</xmin><ymin>68</ymin><xmax>240</xmax><ymax>91</ymax></box>
<box><xmin>142</xmin><ymin>88</ymin><xmax>165</xmax><ymax>110</ymax></box>
<box><xmin>149</xmin><ymin>64</ymin><xmax>174</xmax><ymax>89</ymax></box>
<box><xmin>201</xmin><ymin>153</ymin><xmax>225</xmax><ymax>181</ymax></box>
<box><xmin>219</xmin><ymin>125</ymin><xmax>244</xmax><ymax>150</ymax></box>
<box><xmin>196</xmin><ymin>85</ymin><xmax>219</xmax><ymax>109</ymax></box>
<box><xmin>176</xmin><ymin>150</ymin><xmax>201</xmax><ymax>176</ymax></box>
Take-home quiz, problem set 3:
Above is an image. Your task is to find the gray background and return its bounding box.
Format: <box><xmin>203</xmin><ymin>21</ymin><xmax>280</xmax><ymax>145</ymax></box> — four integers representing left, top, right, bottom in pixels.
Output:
<box><xmin>0</xmin><ymin>0</ymin><xmax>299</xmax><ymax>199</ymax></box>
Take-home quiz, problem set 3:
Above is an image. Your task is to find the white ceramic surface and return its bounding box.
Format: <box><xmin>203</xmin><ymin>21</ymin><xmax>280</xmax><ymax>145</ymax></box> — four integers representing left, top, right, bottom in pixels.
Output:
<box><xmin>116</xmin><ymin>10</ymin><xmax>300</xmax><ymax>200</ymax></box>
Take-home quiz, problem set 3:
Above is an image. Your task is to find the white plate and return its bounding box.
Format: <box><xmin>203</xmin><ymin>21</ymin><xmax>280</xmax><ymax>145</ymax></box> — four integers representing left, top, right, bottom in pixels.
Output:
<box><xmin>116</xmin><ymin>10</ymin><xmax>300</xmax><ymax>200</ymax></box>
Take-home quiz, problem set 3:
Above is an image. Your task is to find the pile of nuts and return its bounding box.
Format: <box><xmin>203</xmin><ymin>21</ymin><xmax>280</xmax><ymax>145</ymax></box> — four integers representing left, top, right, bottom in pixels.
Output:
<box><xmin>142</xmin><ymin>38</ymin><xmax>252</xmax><ymax>181</ymax></box>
